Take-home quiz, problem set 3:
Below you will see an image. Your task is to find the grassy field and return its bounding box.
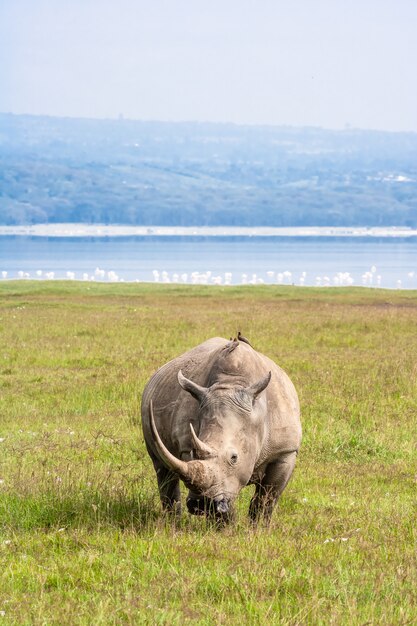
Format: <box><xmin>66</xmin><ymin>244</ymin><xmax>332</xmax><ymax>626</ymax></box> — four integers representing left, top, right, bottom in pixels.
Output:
<box><xmin>0</xmin><ymin>281</ymin><xmax>416</xmax><ymax>625</ymax></box>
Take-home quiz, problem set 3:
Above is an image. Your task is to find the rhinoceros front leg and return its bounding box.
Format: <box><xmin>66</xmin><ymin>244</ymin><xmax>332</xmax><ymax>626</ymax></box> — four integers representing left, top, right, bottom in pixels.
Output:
<box><xmin>156</xmin><ymin>466</ymin><xmax>182</xmax><ymax>515</ymax></box>
<box><xmin>249</xmin><ymin>451</ymin><xmax>297</xmax><ymax>524</ymax></box>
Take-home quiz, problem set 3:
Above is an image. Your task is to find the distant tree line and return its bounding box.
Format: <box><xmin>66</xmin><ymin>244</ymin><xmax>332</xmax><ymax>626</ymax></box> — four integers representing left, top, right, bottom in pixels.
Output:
<box><xmin>0</xmin><ymin>113</ymin><xmax>416</xmax><ymax>227</ymax></box>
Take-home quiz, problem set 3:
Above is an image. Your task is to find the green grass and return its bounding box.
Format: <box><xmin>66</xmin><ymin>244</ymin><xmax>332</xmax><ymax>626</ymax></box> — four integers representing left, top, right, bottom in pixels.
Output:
<box><xmin>0</xmin><ymin>281</ymin><xmax>416</xmax><ymax>625</ymax></box>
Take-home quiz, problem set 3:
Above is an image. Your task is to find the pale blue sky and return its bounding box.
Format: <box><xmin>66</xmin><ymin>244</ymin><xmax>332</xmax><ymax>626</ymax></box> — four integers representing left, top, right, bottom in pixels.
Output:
<box><xmin>1</xmin><ymin>0</ymin><xmax>416</xmax><ymax>131</ymax></box>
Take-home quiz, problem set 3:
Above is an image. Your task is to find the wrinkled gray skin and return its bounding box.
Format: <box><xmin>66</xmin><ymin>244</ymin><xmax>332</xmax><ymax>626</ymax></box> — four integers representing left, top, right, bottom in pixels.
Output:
<box><xmin>141</xmin><ymin>337</ymin><xmax>301</xmax><ymax>524</ymax></box>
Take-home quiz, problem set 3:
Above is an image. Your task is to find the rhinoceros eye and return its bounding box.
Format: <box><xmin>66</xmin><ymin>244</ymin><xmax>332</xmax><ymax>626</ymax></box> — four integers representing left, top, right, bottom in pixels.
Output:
<box><xmin>230</xmin><ymin>453</ymin><xmax>238</xmax><ymax>465</ymax></box>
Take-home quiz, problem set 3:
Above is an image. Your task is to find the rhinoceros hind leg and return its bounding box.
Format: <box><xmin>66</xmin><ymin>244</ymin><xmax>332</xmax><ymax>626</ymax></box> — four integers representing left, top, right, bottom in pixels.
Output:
<box><xmin>156</xmin><ymin>466</ymin><xmax>182</xmax><ymax>515</ymax></box>
<box><xmin>249</xmin><ymin>451</ymin><xmax>297</xmax><ymax>524</ymax></box>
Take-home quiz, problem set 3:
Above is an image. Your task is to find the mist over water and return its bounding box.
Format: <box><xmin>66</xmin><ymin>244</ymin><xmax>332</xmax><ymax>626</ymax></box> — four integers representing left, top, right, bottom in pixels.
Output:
<box><xmin>1</xmin><ymin>235</ymin><xmax>416</xmax><ymax>289</ymax></box>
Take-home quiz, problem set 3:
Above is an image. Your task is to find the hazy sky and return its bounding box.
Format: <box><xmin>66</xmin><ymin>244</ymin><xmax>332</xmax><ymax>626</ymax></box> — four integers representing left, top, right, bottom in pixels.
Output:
<box><xmin>1</xmin><ymin>0</ymin><xmax>417</xmax><ymax>131</ymax></box>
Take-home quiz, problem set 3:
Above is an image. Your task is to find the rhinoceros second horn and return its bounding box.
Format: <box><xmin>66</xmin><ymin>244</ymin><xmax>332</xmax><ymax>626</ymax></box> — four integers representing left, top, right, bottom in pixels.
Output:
<box><xmin>189</xmin><ymin>423</ymin><xmax>217</xmax><ymax>459</ymax></box>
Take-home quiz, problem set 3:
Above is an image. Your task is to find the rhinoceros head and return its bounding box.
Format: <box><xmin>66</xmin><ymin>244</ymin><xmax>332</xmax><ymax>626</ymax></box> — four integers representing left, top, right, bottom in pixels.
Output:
<box><xmin>150</xmin><ymin>368</ymin><xmax>271</xmax><ymax>521</ymax></box>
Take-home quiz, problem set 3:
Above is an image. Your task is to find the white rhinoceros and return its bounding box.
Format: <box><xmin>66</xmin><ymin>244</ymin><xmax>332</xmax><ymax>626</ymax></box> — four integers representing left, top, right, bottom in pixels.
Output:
<box><xmin>141</xmin><ymin>335</ymin><xmax>301</xmax><ymax>523</ymax></box>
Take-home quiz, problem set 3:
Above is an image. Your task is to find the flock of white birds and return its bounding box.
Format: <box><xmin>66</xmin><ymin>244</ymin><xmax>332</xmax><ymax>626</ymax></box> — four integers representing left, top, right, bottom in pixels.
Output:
<box><xmin>1</xmin><ymin>266</ymin><xmax>415</xmax><ymax>288</ymax></box>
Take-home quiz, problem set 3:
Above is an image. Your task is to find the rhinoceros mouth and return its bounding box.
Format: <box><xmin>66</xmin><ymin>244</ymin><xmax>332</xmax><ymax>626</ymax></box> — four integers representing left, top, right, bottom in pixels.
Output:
<box><xmin>186</xmin><ymin>496</ymin><xmax>207</xmax><ymax>516</ymax></box>
<box><xmin>186</xmin><ymin>493</ymin><xmax>231</xmax><ymax>520</ymax></box>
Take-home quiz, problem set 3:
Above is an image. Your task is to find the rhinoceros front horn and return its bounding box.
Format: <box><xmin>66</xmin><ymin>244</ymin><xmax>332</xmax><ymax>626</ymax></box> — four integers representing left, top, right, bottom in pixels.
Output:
<box><xmin>149</xmin><ymin>400</ymin><xmax>209</xmax><ymax>488</ymax></box>
<box><xmin>149</xmin><ymin>400</ymin><xmax>189</xmax><ymax>476</ymax></box>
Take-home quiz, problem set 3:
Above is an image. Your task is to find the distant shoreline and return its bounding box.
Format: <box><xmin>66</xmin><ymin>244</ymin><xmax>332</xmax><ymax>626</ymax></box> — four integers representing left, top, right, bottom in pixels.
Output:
<box><xmin>1</xmin><ymin>224</ymin><xmax>417</xmax><ymax>238</ymax></box>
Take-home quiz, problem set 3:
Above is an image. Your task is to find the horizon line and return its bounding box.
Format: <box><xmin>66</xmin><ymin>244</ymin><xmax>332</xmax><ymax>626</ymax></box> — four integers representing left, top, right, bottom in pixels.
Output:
<box><xmin>1</xmin><ymin>111</ymin><xmax>416</xmax><ymax>136</ymax></box>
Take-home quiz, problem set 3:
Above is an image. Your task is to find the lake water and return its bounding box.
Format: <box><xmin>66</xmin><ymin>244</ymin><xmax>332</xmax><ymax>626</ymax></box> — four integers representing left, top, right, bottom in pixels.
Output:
<box><xmin>0</xmin><ymin>235</ymin><xmax>416</xmax><ymax>289</ymax></box>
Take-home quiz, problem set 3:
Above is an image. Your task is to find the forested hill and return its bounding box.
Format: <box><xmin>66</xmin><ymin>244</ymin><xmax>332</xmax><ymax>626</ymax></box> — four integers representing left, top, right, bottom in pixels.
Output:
<box><xmin>0</xmin><ymin>113</ymin><xmax>416</xmax><ymax>227</ymax></box>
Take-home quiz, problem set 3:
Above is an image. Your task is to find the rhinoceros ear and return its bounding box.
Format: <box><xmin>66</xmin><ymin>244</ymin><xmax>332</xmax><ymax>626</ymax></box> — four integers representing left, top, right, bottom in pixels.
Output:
<box><xmin>245</xmin><ymin>371</ymin><xmax>271</xmax><ymax>403</ymax></box>
<box><xmin>178</xmin><ymin>370</ymin><xmax>208</xmax><ymax>403</ymax></box>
